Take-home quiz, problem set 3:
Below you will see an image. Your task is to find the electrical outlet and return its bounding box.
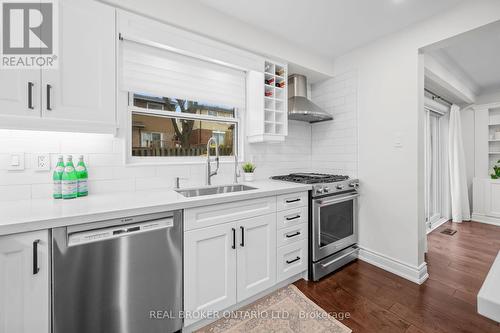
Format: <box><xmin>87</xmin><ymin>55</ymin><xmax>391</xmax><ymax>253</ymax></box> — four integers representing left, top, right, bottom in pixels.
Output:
<box><xmin>35</xmin><ymin>153</ymin><xmax>51</xmax><ymax>171</ymax></box>
<box><xmin>7</xmin><ymin>153</ymin><xmax>25</xmax><ymax>171</ymax></box>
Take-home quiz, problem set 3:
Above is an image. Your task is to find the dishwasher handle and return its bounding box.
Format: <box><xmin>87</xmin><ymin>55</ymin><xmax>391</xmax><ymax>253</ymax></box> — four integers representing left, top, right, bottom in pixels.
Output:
<box><xmin>67</xmin><ymin>218</ymin><xmax>174</xmax><ymax>247</ymax></box>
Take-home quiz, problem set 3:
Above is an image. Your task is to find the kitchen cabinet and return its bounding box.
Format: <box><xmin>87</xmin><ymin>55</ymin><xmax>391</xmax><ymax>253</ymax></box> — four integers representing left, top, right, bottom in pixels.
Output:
<box><xmin>236</xmin><ymin>214</ymin><xmax>276</xmax><ymax>300</ymax></box>
<box><xmin>0</xmin><ymin>230</ymin><xmax>50</xmax><ymax>333</ymax></box>
<box><xmin>0</xmin><ymin>0</ymin><xmax>116</xmax><ymax>134</ymax></box>
<box><xmin>184</xmin><ymin>214</ymin><xmax>276</xmax><ymax>326</ymax></box>
<box><xmin>184</xmin><ymin>192</ymin><xmax>308</xmax><ymax>328</ymax></box>
<box><xmin>246</xmin><ymin>60</ymin><xmax>288</xmax><ymax>143</ymax></box>
<box><xmin>184</xmin><ymin>223</ymin><xmax>237</xmax><ymax>326</ymax></box>
<box><xmin>0</xmin><ymin>71</ymin><xmax>40</xmax><ymax>119</ymax></box>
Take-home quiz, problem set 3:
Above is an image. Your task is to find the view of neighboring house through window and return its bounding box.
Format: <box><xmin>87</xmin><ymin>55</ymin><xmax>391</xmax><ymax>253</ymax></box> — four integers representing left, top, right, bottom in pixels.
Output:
<box><xmin>131</xmin><ymin>94</ymin><xmax>237</xmax><ymax>157</ymax></box>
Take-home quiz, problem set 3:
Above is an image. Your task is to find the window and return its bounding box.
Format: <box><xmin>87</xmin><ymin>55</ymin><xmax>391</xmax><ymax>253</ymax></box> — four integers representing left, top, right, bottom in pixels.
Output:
<box><xmin>120</xmin><ymin>39</ymin><xmax>245</xmax><ymax>161</ymax></box>
<box><xmin>130</xmin><ymin>94</ymin><xmax>237</xmax><ymax>157</ymax></box>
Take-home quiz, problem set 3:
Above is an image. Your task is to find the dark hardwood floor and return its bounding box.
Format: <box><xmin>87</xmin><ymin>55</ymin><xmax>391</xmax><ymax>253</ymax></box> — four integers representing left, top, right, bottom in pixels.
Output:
<box><xmin>295</xmin><ymin>221</ymin><xmax>500</xmax><ymax>333</ymax></box>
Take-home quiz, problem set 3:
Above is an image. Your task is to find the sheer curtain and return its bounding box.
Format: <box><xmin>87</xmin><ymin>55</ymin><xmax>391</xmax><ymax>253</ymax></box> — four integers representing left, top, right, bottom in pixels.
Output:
<box><xmin>448</xmin><ymin>105</ymin><xmax>471</xmax><ymax>222</ymax></box>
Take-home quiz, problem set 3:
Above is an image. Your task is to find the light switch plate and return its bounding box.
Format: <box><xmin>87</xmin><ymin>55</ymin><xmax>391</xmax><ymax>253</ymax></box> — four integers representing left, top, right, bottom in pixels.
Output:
<box><xmin>8</xmin><ymin>153</ymin><xmax>25</xmax><ymax>171</ymax></box>
<box><xmin>34</xmin><ymin>153</ymin><xmax>51</xmax><ymax>171</ymax></box>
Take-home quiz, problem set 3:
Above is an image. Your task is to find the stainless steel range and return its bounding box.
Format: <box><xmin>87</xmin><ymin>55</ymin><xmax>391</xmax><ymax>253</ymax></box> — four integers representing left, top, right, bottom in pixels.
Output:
<box><xmin>271</xmin><ymin>173</ymin><xmax>360</xmax><ymax>281</ymax></box>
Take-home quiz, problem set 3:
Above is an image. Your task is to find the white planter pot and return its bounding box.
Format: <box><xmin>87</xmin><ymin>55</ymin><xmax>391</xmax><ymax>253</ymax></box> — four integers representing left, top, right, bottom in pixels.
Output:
<box><xmin>243</xmin><ymin>173</ymin><xmax>254</xmax><ymax>182</ymax></box>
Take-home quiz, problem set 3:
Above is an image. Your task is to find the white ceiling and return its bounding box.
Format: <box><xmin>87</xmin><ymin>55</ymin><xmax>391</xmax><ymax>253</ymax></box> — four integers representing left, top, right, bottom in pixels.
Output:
<box><xmin>194</xmin><ymin>0</ymin><xmax>464</xmax><ymax>58</ymax></box>
<box><xmin>426</xmin><ymin>21</ymin><xmax>500</xmax><ymax>94</ymax></box>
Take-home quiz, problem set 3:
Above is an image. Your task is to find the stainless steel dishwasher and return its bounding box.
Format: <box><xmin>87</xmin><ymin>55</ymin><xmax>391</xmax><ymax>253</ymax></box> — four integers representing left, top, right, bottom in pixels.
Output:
<box><xmin>52</xmin><ymin>211</ymin><xmax>183</xmax><ymax>333</ymax></box>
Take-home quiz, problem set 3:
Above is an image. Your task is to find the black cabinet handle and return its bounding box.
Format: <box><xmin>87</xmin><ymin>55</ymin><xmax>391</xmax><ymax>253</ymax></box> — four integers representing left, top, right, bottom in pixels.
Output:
<box><xmin>286</xmin><ymin>256</ymin><xmax>300</xmax><ymax>264</ymax></box>
<box><xmin>286</xmin><ymin>232</ymin><xmax>301</xmax><ymax>238</ymax></box>
<box><xmin>33</xmin><ymin>239</ymin><xmax>40</xmax><ymax>275</ymax></box>
<box><xmin>286</xmin><ymin>215</ymin><xmax>300</xmax><ymax>221</ymax></box>
<box><xmin>240</xmin><ymin>226</ymin><xmax>245</xmax><ymax>247</ymax></box>
<box><xmin>285</xmin><ymin>198</ymin><xmax>300</xmax><ymax>203</ymax></box>
<box><xmin>46</xmin><ymin>84</ymin><xmax>52</xmax><ymax>110</ymax></box>
<box><xmin>231</xmin><ymin>228</ymin><xmax>236</xmax><ymax>249</ymax></box>
<box><xmin>28</xmin><ymin>82</ymin><xmax>34</xmax><ymax>109</ymax></box>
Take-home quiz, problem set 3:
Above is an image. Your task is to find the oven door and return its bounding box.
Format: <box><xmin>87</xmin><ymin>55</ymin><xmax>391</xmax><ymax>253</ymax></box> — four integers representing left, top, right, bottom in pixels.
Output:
<box><xmin>312</xmin><ymin>192</ymin><xmax>359</xmax><ymax>262</ymax></box>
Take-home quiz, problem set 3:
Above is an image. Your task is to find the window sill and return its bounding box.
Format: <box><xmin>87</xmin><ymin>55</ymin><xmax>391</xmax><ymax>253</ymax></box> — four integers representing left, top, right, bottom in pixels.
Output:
<box><xmin>125</xmin><ymin>156</ymin><xmax>244</xmax><ymax>166</ymax></box>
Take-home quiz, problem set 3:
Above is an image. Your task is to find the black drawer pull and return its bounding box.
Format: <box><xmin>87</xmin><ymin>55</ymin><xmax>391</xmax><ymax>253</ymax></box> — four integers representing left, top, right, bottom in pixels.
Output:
<box><xmin>286</xmin><ymin>215</ymin><xmax>300</xmax><ymax>221</ymax></box>
<box><xmin>286</xmin><ymin>232</ymin><xmax>301</xmax><ymax>238</ymax></box>
<box><xmin>33</xmin><ymin>239</ymin><xmax>40</xmax><ymax>275</ymax></box>
<box><xmin>285</xmin><ymin>198</ymin><xmax>301</xmax><ymax>203</ymax></box>
<box><xmin>28</xmin><ymin>82</ymin><xmax>34</xmax><ymax>109</ymax></box>
<box><xmin>231</xmin><ymin>228</ymin><xmax>236</xmax><ymax>249</ymax></box>
<box><xmin>286</xmin><ymin>256</ymin><xmax>300</xmax><ymax>264</ymax></box>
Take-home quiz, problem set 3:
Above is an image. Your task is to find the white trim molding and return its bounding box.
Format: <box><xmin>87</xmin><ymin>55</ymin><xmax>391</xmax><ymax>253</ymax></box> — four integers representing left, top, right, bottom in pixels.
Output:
<box><xmin>471</xmin><ymin>214</ymin><xmax>500</xmax><ymax>227</ymax></box>
<box><xmin>358</xmin><ymin>247</ymin><xmax>429</xmax><ymax>285</ymax></box>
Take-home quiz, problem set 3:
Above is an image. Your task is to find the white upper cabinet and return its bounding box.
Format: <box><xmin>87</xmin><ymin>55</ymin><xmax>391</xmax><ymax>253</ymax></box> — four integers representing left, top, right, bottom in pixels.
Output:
<box><xmin>0</xmin><ymin>0</ymin><xmax>116</xmax><ymax>134</ymax></box>
<box><xmin>0</xmin><ymin>230</ymin><xmax>50</xmax><ymax>333</ymax></box>
<box><xmin>0</xmin><ymin>71</ymin><xmax>41</xmax><ymax>120</ymax></box>
<box><xmin>247</xmin><ymin>60</ymin><xmax>288</xmax><ymax>143</ymax></box>
<box><xmin>41</xmin><ymin>0</ymin><xmax>116</xmax><ymax>131</ymax></box>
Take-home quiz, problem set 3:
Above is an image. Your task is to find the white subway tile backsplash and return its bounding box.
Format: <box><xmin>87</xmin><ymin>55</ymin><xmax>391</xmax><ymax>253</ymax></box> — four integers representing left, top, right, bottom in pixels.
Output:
<box><xmin>0</xmin><ymin>184</ymin><xmax>31</xmax><ymax>201</ymax></box>
<box><xmin>0</xmin><ymin>70</ymin><xmax>358</xmax><ymax>201</ymax></box>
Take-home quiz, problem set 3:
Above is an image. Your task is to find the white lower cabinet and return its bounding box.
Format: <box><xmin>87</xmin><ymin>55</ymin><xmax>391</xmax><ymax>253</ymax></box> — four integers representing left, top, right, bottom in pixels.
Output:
<box><xmin>236</xmin><ymin>214</ymin><xmax>276</xmax><ymax>301</ymax></box>
<box><xmin>184</xmin><ymin>223</ymin><xmax>237</xmax><ymax>326</ymax></box>
<box><xmin>184</xmin><ymin>214</ymin><xmax>276</xmax><ymax>326</ymax></box>
<box><xmin>0</xmin><ymin>230</ymin><xmax>50</xmax><ymax>333</ymax></box>
<box><xmin>184</xmin><ymin>192</ymin><xmax>308</xmax><ymax>328</ymax></box>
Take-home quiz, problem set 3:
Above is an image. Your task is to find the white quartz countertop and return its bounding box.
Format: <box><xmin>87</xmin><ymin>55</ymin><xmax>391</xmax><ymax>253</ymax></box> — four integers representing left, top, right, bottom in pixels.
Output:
<box><xmin>478</xmin><ymin>250</ymin><xmax>500</xmax><ymax>323</ymax></box>
<box><xmin>0</xmin><ymin>180</ymin><xmax>311</xmax><ymax>236</ymax></box>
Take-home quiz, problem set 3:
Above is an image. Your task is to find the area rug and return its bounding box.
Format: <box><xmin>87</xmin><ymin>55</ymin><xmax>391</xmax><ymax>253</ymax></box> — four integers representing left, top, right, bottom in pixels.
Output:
<box><xmin>196</xmin><ymin>285</ymin><xmax>351</xmax><ymax>333</ymax></box>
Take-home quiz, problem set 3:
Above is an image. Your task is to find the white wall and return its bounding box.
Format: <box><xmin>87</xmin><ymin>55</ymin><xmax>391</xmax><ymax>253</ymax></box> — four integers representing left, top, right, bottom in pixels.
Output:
<box><xmin>330</xmin><ymin>0</ymin><xmax>500</xmax><ymax>275</ymax></box>
<box><xmin>311</xmin><ymin>71</ymin><xmax>358</xmax><ymax>177</ymax></box>
<box><xmin>100</xmin><ymin>0</ymin><xmax>333</xmax><ymax>77</ymax></box>
<box><xmin>461</xmin><ymin>108</ymin><xmax>475</xmax><ymax>211</ymax></box>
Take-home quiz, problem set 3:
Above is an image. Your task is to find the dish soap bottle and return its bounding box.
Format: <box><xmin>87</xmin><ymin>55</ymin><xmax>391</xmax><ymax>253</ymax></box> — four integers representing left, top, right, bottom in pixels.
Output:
<box><xmin>76</xmin><ymin>155</ymin><xmax>88</xmax><ymax>197</ymax></box>
<box><xmin>62</xmin><ymin>155</ymin><xmax>78</xmax><ymax>199</ymax></box>
<box><xmin>52</xmin><ymin>156</ymin><xmax>65</xmax><ymax>199</ymax></box>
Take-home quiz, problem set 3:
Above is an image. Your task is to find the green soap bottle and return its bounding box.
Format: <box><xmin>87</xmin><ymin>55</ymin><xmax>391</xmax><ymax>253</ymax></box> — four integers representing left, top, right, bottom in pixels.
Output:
<box><xmin>52</xmin><ymin>156</ymin><xmax>64</xmax><ymax>199</ymax></box>
<box><xmin>76</xmin><ymin>155</ymin><xmax>88</xmax><ymax>197</ymax></box>
<box><xmin>62</xmin><ymin>155</ymin><xmax>78</xmax><ymax>199</ymax></box>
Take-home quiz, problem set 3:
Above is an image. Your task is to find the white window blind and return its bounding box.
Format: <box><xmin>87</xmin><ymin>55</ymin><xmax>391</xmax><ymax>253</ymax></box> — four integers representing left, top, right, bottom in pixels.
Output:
<box><xmin>120</xmin><ymin>39</ymin><xmax>246</xmax><ymax>109</ymax></box>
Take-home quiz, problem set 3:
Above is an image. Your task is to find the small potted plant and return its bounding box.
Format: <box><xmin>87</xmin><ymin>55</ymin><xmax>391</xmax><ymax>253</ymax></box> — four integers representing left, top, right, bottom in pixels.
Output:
<box><xmin>242</xmin><ymin>162</ymin><xmax>256</xmax><ymax>182</ymax></box>
<box><xmin>491</xmin><ymin>160</ymin><xmax>500</xmax><ymax>180</ymax></box>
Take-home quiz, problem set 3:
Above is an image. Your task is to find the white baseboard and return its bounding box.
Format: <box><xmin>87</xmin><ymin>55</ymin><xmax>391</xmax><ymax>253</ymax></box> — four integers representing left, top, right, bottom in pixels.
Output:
<box><xmin>472</xmin><ymin>214</ymin><xmax>500</xmax><ymax>227</ymax></box>
<box><xmin>358</xmin><ymin>247</ymin><xmax>429</xmax><ymax>285</ymax></box>
<box><xmin>427</xmin><ymin>217</ymin><xmax>449</xmax><ymax>234</ymax></box>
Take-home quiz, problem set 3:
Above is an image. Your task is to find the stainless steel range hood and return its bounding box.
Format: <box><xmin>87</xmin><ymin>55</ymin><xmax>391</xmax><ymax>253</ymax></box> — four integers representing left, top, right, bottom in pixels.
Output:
<box><xmin>288</xmin><ymin>74</ymin><xmax>333</xmax><ymax>123</ymax></box>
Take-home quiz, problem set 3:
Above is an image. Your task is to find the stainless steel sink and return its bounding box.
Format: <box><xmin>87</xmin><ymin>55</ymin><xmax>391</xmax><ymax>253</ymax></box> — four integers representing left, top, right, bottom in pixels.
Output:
<box><xmin>175</xmin><ymin>184</ymin><xmax>257</xmax><ymax>197</ymax></box>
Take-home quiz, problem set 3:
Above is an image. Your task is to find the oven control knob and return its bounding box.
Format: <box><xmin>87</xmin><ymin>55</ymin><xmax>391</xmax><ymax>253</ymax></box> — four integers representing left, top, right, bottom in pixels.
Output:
<box><xmin>316</xmin><ymin>187</ymin><xmax>324</xmax><ymax>194</ymax></box>
<box><xmin>324</xmin><ymin>187</ymin><xmax>330</xmax><ymax>193</ymax></box>
<box><xmin>336</xmin><ymin>185</ymin><xmax>344</xmax><ymax>190</ymax></box>
<box><xmin>349</xmin><ymin>182</ymin><xmax>359</xmax><ymax>188</ymax></box>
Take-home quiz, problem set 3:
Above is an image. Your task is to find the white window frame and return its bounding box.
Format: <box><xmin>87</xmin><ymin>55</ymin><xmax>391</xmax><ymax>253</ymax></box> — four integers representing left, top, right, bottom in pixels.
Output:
<box><xmin>126</xmin><ymin>94</ymin><xmax>243</xmax><ymax>165</ymax></box>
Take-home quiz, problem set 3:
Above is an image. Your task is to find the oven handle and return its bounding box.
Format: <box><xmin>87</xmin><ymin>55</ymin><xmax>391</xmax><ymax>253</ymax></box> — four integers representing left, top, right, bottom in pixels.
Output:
<box><xmin>316</xmin><ymin>193</ymin><xmax>359</xmax><ymax>207</ymax></box>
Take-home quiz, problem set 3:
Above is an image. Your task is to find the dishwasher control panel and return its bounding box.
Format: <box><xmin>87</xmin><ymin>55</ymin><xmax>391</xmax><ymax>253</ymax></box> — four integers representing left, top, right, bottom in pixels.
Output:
<box><xmin>68</xmin><ymin>218</ymin><xmax>174</xmax><ymax>246</ymax></box>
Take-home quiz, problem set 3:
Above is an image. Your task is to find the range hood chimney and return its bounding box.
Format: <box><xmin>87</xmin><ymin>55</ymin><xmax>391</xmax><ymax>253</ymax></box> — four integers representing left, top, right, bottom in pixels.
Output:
<box><xmin>288</xmin><ymin>74</ymin><xmax>333</xmax><ymax>123</ymax></box>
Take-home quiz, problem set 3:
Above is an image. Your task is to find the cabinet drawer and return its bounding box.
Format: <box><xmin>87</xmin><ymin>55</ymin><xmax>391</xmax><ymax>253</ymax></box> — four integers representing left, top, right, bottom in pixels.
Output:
<box><xmin>276</xmin><ymin>191</ymin><xmax>308</xmax><ymax>211</ymax></box>
<box><xmin>277</xmin><ymin>223</ymin><xmax>307</xmax><ymax>248</ymax></box>
<box><xmin>277</xmin><ymin>240</ymin><xmax>307</xmax><ymax>282</ymax></box>
<box><xmin>184</xmin><ymin>196</ymin><xmax>277</xmax><ymax>231</ymax></box>
<box><xmin>276</xmin><ymin>206</ymin><xmax>308</xmax><ymax>229</ymax></box>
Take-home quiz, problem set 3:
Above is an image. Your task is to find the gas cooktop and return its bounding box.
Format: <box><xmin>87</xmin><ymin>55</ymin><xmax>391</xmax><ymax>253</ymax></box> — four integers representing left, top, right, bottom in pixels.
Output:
<box><xmin>271</xmin><ymin>173</ymin><xmax>349</xmax><ymax>184</ymax></box>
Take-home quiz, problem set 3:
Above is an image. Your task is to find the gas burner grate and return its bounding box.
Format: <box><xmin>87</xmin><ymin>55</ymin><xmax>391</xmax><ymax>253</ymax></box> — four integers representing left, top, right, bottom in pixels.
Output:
<box><xmin>271</xmin><ymin>173</ymin><xmax>349</xmax><ymax>184</ymax></box>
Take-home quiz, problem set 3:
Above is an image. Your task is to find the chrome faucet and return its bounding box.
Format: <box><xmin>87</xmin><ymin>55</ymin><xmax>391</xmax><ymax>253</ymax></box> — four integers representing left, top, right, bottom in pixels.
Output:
<box><xmin>206</xmin><ymin>137</ymin><xmax>219</xmax><ymax>185</ymax></box>
<box><xmin>234</xmin><ymin>154</ymin><xmax>241</xmax><ymax>184</ymax></box>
